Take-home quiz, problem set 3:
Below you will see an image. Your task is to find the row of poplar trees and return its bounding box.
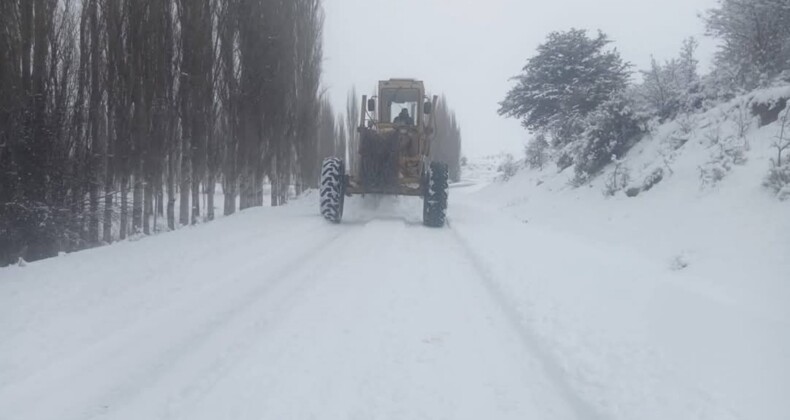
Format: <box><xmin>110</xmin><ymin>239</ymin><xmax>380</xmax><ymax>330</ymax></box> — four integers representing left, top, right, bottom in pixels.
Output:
<box><xmin>0</xmin><ymin>0</ymin><xmax>327</xmax><ymax>265</ymax></box>
<box><xmin>431</xmin><ymin>95</ymin><xmax>463</xmax><ymax>182</ymax></box>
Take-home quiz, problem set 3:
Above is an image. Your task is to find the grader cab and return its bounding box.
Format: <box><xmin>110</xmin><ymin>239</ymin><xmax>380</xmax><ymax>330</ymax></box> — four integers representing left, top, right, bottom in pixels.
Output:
<box><xmin>320</xmin><ymin>79</ymin><xmax>449</xmax><ymax>227</ymax></box>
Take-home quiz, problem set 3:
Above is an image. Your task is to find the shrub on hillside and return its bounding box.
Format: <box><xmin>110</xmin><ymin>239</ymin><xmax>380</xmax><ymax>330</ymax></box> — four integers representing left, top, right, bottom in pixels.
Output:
<box><xmin>602</xmin><ymin>161</ymin><xmax>631</xmax><ymax>197</ymax></box>
<box><xmin>573</xmin><ymin>95</ymin><xmax>646</xmax><ymax>179</ymax></box>
<box><xmin>636</xmin><ymin>38</ymin><xmax>702</xmax><ymax>121</ymax></box>
<box><xmin>765</xmin><ymin>107</ymin><xmax>790</xmax><ymax>199</ymax></box>
<box><xmin>764</xmin><ymin>160</ymin><xmax>790</xmax><ymax>200</ymax></box>
<box><xmin>498</xmin><ymin>154</ymin><xmax>520</xmax><ymax>181</ymax></box>
<box><xmin>525</xmin><ymin>134</ymin><xmax>550</xmax><ymax>170</ymax></box>
<box><xmin>642</xmin><ymin>168</ymin><xmax>665</xmax><ymax>192</ymax></box>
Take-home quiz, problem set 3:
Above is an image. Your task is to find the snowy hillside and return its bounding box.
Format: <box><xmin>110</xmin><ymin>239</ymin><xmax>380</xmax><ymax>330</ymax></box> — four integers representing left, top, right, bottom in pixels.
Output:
<box><xmin>472</xmin><ymin>86</ymin><xmax>790</xmax><ymax>419</ymax></box>
<box><xmin>480</xmin><ymin>86</ymin><xmax>790</xmax><ymax>312</ymax></box>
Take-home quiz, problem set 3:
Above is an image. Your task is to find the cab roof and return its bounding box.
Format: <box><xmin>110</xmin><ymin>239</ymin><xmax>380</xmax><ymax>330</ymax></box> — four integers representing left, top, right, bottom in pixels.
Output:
<box><xmin>380</xmin><ymin>79</ymin><xmax>425</xmax><ymax>91</ymax></box>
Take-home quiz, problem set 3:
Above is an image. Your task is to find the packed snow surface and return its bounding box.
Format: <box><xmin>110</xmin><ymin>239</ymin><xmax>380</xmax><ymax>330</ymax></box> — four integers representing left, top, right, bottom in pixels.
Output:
<box><xmin>1</xmin><ymin>148</ymin><xmax>788</xmax><ymax>419</ymax></box>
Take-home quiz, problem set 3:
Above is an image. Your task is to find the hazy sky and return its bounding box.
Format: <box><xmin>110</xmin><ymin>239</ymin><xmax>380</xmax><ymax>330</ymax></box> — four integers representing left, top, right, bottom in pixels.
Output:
<box><xmin>323</xmin><ymin>0</ymin><xmax>720</xmax><ymax>157</ymax></box>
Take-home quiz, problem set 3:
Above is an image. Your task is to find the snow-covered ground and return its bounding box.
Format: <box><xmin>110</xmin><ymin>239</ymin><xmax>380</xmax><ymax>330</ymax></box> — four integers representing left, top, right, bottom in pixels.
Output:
<box><xmin>464</xmin><ymin>87</ymin><xmax>790</xmax><ymax>420</ymax></box>
<box><xmin>1</xmin><ymin>94</ymin><xmax>788</xmax><ymax>419</ymax></box>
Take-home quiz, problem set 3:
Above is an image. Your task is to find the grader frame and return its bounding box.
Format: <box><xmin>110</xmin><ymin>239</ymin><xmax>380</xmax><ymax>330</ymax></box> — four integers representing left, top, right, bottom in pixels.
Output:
<box><xmin>347</xmin><ymin>79</ymin><xmax>439</xmax><ymax>196</ymax></box>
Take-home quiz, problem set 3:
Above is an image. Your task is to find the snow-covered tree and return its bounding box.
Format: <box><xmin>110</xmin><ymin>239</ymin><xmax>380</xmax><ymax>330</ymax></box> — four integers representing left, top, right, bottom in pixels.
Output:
<box><xmin>432</xmin><ymin>95</ymin><xmax>463</xmax><ymax>182</ymax></box>
<box><xmin>636</xmin><ymin>38</ymin><xmax>702</xmax><ymax>121</ymax></box>
<box><xmin>0</xmin><ymin>0</ymin><xmax>328</xmax><ymax>265</ymax></box>
<box><xmin>317</xmin><ymin>97</ymin><xmax>338</xmax><ymax>164</ymax></box>
<box><xmin>525</xmin><ymin>134</ymin><xmax>550</xmax><ymax>170</ymax></box>
<box><xmin>335</xmin><ymin>116</ymin><xmax>347</xmax><ymax>160</ymax></box>
<box><xmin>499</xmin><ymin>29</ymin><xmax>631</xmax><ymax>147</ymax></box>
<box><xmin>573</xmin><ymin>94</ymin><xmax>646</xmax><ymax>181</ymax></box>
<box><xmin>704</xmin><ymin>0</ymin><xmax>790</xmax><ymax>89</ymax></box>
<box><xmin>346</xmin><ymin>87</ymin><xmax>360</xmax><ymax>175</ymax></box>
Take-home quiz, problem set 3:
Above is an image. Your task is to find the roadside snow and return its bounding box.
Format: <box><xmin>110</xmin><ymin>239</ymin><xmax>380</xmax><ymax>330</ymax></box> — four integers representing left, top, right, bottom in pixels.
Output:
<box><xmin>465</xmin><ymin>87</ymin><xmax>790</xmax><ymax>420</ymax></box>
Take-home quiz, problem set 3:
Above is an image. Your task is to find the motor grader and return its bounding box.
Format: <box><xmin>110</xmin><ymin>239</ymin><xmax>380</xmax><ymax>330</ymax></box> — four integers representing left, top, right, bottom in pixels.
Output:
<box><xmin>320</xmin><ymin>79</ymin><xmax>448</xmax><ymax>227</ymax></box>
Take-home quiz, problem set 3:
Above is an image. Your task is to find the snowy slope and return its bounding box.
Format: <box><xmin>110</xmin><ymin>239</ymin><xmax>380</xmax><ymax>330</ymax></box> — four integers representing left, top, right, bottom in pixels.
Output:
<box><xmin>476</xmin><ymin>87</ymin><xmax>790</xmax><ymax>314</ymax></box>
<box><xmin>469</xmin><ymin>86</ymin><xmax>790</xmax><ymax>419</ymax></box>
<box><xmin>1</xmin><ymin>109</ymin><xmax>789</xmax><ymax>420</ymax></box>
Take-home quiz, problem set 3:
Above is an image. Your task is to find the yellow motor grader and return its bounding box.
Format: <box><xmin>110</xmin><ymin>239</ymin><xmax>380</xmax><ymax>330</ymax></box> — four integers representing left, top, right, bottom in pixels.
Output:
<box><xmin>320</xmin><ymin>79</ymin><xmax>448</xmax><ymax>227</ymax></box>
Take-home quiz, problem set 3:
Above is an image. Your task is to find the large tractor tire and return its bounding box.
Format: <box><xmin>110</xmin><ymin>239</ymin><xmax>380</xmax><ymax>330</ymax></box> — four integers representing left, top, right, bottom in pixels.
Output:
<box><xmin>320</xmin><ymin>157</ymin><xmax>345</xmax><ymax>223</ymax></box>
<box><xmin>423</xmin><ymin>161</ymin><xmax>449</xmax><ymax>228</ymax></box>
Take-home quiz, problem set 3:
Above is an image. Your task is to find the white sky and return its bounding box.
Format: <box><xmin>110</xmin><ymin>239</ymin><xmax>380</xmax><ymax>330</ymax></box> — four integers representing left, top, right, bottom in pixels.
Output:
<box><xmin>323</xmin><ymin>0</ymin><xmax>720</xmax><ymax>157</ymax></box>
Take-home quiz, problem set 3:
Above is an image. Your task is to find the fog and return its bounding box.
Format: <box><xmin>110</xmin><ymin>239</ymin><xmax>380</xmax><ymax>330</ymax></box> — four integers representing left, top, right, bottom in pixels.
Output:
<box><xmin>323</xmin><ymin>0</ymin><xmax>719</xmax><ymax>157</ymax></box>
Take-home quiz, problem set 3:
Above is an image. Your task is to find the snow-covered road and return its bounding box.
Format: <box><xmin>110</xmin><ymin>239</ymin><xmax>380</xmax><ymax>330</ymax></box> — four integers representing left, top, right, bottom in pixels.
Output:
<box><xmin>1</xmin><ymin>181</ymin><xmax>786</xmax><ymax>420</ymax></box>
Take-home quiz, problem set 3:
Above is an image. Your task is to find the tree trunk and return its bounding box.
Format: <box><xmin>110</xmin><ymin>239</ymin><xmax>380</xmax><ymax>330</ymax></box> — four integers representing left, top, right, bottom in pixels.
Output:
<box><xmin>71</xmin><ymin>182</ymin><xmax>84</xmax><ymax>249</ymax></box>
<box><xmin>179</xmin><ymin>153</ymin><xmax>190</xmax><ymax>225</ymax></box>
<box><xmin>207</xmin><ymin>173</ymin><xmax>215</xmax><ymax>221</ymax></box>
<box><xmin>120</xmin><ymin>175</ymin><xmax>128</xmax><ymax>239</ymax></box>
<box><xmin>143</xmin><ymin>176</ymin><xmax>153</xmax><ymax>235</ymax></box>
<box><xmin>89</xmin><ymin>180</ymin><xmax>99</xmax><ymax>244</ymax></box>
<box><xmin>224</xmin><ymin>176</ymin><xmax>236</xmax><ymax>216</ymax></box>
<box><xmin>155</xmin><ymin>186</ymin><xmax>164</xmax><ymax>232</ymax></box>
<box><xmin>87</xmin><ymin>0</ymin><xmax>101</xmax><ymax>245</ymax></box>
<box><xmin>239</xmin><ymin>169</ymin><xmax>250</xmax><ymax>210</ymax></box>
<box><xmin>157</xmin><ymin>187</ymin><xmax>164</xmax><ymax>217</ymax></box>
<box><xmin>191</xmin><ymin>174</ymin><xmax>200</xmax><ymax>224</ymax></box>
<box><xmin>103</xmin><ymin>189</ymin><xmax>113</xmax><ymax>244</ymax></box>
<box><xmin>132</xmin><ymin>173</ymin><xmax>143</xmax><ymax>234</ymax></box>
<box><xmin>167</xmin><ymin>154</ymin><xmax>176</xmax><ymax>230</ymax></box>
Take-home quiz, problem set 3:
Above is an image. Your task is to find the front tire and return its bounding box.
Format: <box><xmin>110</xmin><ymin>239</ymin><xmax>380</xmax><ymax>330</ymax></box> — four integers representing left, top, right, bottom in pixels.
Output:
<box><xmin>320</xmin><ymin>157</ymin><xmax>345</xmax><ymax>223</ymax></box>
<box><xmin>423</xmin><ymin>161</ymin><xmax>449</xmax><ymax>227</ymax></box>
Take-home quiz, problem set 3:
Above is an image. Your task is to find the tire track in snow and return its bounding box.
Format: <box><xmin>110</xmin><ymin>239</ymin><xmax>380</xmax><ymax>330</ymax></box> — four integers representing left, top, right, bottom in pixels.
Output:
<box><xmin>99</xmin><ymin>221</ymin><xmax>379</xmax><ymax>420</ymax></box>
<box><xmin>448</xmin><ymin>223</ymin><xmax>608</xmax><ymax>420</ymax></box>
<box><xmin>0</xmin><ymin>210</ymin><xmax>328</xmax><ymax>393</ymax></box>
<box><xmin>0</xmin><ymin>222</ymin><xmax>362</xmax><ymax>420</ymax></box>
<box><xmin>173</xmin><ymin>218</ymin><xmax>580</xmax><ymax>420</ymax></box>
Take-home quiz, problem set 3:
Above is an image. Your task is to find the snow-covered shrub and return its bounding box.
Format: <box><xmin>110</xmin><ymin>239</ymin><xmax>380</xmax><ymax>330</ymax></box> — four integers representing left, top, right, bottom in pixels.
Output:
<box><xmin>707</xmin><ymin>125</ymin><xmax>748</xmax><ymax>161</ymax></box>
<box><xmin>602</xmin><ymin>160</ymin><xmax>631</xmax><ymax>196</ymax></box>
<box><xmin>525</xmin><ymin>134</ymin><xmax>550</xmax><ymax>170</ymax></box>
<box><xmin>573</xmin><ymin>95</ymin><xmax>646</xmax><ymax>179</ymax></box>
<box><xmin>641</xmin><ymin>168</ymin><xmax>665</xmax><ymax>192</ymax></box>
<box><xmin>764</xmin><ymin>161</ymin><xmax>790</xmax><ymax>200</ymax></box>
<box><xmin>699</xmin><ymin>132</ymin><xmax>749</xmax><ymax>190</ymax></box>
<box><xmin>555</xmin><ymin>150</ymin><xmax>574</xmax><ymax>172</ymax></box>
<box><xmin>497</xmin><ymin>154</ymin><xmax>520</xmax><ymax>181</ymax></box>
<box><xmin>698</xmin><ymin>163</ymin><xmax>728</xmax><ymax>189</ymax></box>
<box><xmin>731</xmin><ymin>99</ymin><xmax>754</xmax><ymax>139</ymax></box>
<box><xmin>724</xmin><ymin>142</ymin><xmax>748</xmax><ymax>166</ymax></box>
<box><xmin>698</xmin><ymin>144</ymin><xmax>741</xmax><ymax>189</ymax></box>
<box><xmin>635</xmin><ymin>38</ymin><xmax>701</xmax><ymax>121</ymax></box>
<box><xmin>697</xmin><ymin>71</ymin><xmax>738</xmax><ymax>109</ymax></box>
<box><xmin>668</xmin><ymin>133</ymin><xmax>690</xmax><ymax>151</ymax></box>
<box><xmin>676</xmin><ymin>114</ymin><xmax>696</xmax><ymax>136</ymax></box>
<box><xmin>764</xmin><ymin>107</ymin><xmax>790</xmax><ymax>199</ymax></box>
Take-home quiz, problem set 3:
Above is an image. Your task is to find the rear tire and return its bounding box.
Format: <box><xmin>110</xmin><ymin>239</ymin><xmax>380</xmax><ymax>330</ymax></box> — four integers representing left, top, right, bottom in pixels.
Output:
<box><xmin>320</xmin><ymin>157</ymin><xmax>345</xmax><ymax>223</ymax></box>
<box><xmin>423</xmin><ymin>161</ymin><xmax>449</xmax><ymax>228</ymax></box>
